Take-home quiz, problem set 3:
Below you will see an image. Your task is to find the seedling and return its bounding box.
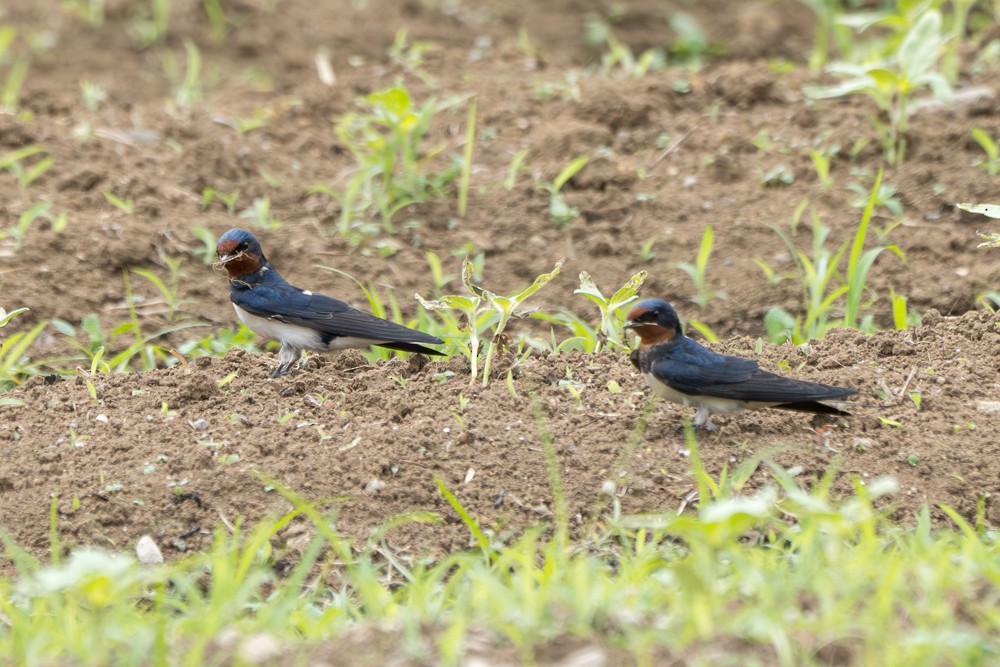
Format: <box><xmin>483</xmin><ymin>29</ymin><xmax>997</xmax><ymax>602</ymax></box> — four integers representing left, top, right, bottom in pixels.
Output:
<box><xmin>3</xmin><ymin>201</ymin><xmax>67</xmax><ymax>251</ymax></box>
<box><xmin>202</xmin><ymin>0</ymin><xmax>230</xmax><ymax>42</ymax></box>
<box><xmin>432</xmin><ymin>370</ymin><xmax>455</xmax><ymax>384</ymax></box>
<box><xmin>584</xmin><ymin>16</ymin><xmax>666</xmax><ymax>78</ymax></box>
<box><xmin>528</xmin><ymin>310</ymin><xmax>599</xmax><ymax>354</ymax></box>
<box><xmin>0</xmin><ymin>307</ymin><xmax>28</xmax><ymax>328</ymax></box>
<box><xmin>62</xmin><ymin>0</ymin><xmax>106</xmax><ymax>26</ymax></box>
<box><xmin>970</xmin><ymin>128</ymin><xmax>1000</xmax><ymax>176</ymax></box>
<box><xmin>940</xmin><ymin>0</ymin><xmax>976</xmax><ymax>84</ymax></box>
<box><xmin>810</xmin><ymin>149</ymin><xmax>834</xmax><ymax>189</ymax></box>
<box><xmin>79</xmin><ymin>80</ymin><xmax>107</xmax><ymax>111</ymax></box>
<box><xmin>533</xmin><ymin>72</ymin><xmax>582</xmax><ymax>102</ymax></box>
<box><xmin>889</xmin><ymin>287</ymin><xmax>919</xmax><ymax>330</ymax></box>
<box><xmin>201</xmin><ymin>187</ymin><xmax>240</xmax><ymax>213</ymax></box>
<box><xmin>78</xmin><ymin>274</ymin><xmax>205</xmax><ymax>373</ymax></box>
<box><xmin>233</xmin><ymin>109</ymin><xmax>272</xmax><ymax>134</ymax></box>
<box><xmin>559</xmin><ymin>368</ymin><xmax>584</xmax><ymax>406</ymax></box>
<box><xmin>844</xmin><ymin>170</ymin><xmax>906</xmax><ymax>329</ymax></box>
<box><xmin>132</xmin><ymin>256</ymin><xmax>191</xmax><ymax>321</ymax></box>
<box><xmin>504</xmin><ymin>149</ymin><xmax>529</xmax><ymax>190</ymax></box>
<box><xmin>458</xmin><ymin>98</ymin><xmax>476</xmax><ymax>218</ymax></box>
<box><xmin>505</xmin><ymin>370</ymin><xmax>518</xmax><ymax>400</ymax></box>
<box><xmin>130</xmin><ymin>0</ymin><xmax>170</xmax><ymax>48</ymax></box>
<box><xmin>847</xmin><ymin>177</ymin><xmax>902</xmax><ymax>217</ymax></box>
<box><xmin>103</xmin><ymin>192</ymin><xmax>135</xmax><ymax>215</ymax></box>
<box><xmin>387</xmin><ymin>28</ymin><xmax>436</xmax><ymax>85</ymax></box>
<box><xmin>574</xmin><ymin>270</ymin><xmax>647</xmax><ymax>352</ymax></box>
<box><xmin>0</xmin><ymin>54</ymin><xmax>28</xmax><ymax>113</ymax></box>
<box><xmin>677</xmin><ymin>225</ymin><xmax>725</xmax><ymax>309</ymax></box>
<box><xmin>637</xmin><ymin>237</ymin><xmax>656</xmax><ymax>263</ymax></box>
<box><xmin>685</xmin><ymin>319</ymin><xmax>719</xmax><ymax>343</ymax></box>
<box><xmin>417</xmin><ymin>257</ymin><xmax>563</xmax><ymax>385</ymax></box>
<box><xmin>752</xmin><ymin>130</ymin><xmax>774</xmax><ymax>153</ymax></box>
<box><xmin>805</xmin><ymin>10</ymin><xmax>951</xmax><ymax>164</ymax></box>
<box><xmin>190</xmin><ymin>226</ymin><xmax>219</xmax><ymax>266</ymax></box>
<box><xmin>668</xmin><ymin>11</ymin><xmax>713</xmax><ymax>63</ymax></box>
<box><xmin>424</xmin><ymin>250</ymin><xmax>456</xmax><ymax>292</ymax></box>
<box><xmin>541</xmin><ymin>155</ymin><xmax>589</xmax><ymax>228</ymax></box>
<box><xmin>161</xmin><ymin>40</ymin><xmax>203</xmax><ymax>111</ymax></box>
<box><xmin>976</xmin><ymin>291</ymin><xmax>1000</xmax><ymax>312</ymax></box>
<box><xmin>753</xmin><ymin>258</ymin><xmax>790</xmax><ymax>286</ymax></box>
<box><xmin>0</xmin><ymin>145</ymin><xmax>54</xmax><ymax>191</ymax></box>
<box><xmin>0</xmin><ymin>318</ymin><xmax>47</xmax><ymax>390</ymax></box>
<box><xmin>764</xmin><ymin>172</ymin><xmax>906</xmax><ymax>344</ymax></box>
<box><xmin>0</xmin><ymin>306</ymin><xmax>40</xmax><ymax>388</ymax></box>
<box><xmin>329</xmin><ymin>85</ymin><xmax>462</xmax><ymax>234</ymax></box>
<box><xmin>761</xmin><ymin>165</ymin><xmax>794</xmax><ymax>187</ymax></box>
<box><xmin>238</xmin><ymin>196</ymin><xmax>280</xmax><ymax>231</ymax></box>
<box><xmin>216</xmin><ymin>371</ymin><xmax>238</xmax><ymax>389</ymax></box>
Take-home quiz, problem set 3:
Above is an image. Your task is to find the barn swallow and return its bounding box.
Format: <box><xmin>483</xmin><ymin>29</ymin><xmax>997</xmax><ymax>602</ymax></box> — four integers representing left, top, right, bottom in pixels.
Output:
<box><xmin>624</xmin><ymin>299</ymin><xmax>857</xmax><ymax>430</ymax></box>
<box><xmin>215</xmin><ymin>228</ymin><xmax>443</xmax><ymax>377</ymax></box>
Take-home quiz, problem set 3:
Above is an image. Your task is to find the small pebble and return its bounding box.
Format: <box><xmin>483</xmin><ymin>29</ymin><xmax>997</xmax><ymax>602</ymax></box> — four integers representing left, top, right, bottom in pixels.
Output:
<box><xmin>135</xmin><ymin>535</ymin><xmax>164</xmax><ymax>565</ymax></box>
<box><xmin>237</xmin><ymin>633</ymin><xmax>283</xmax><ymax>665</ymax></box>
<box><xmin>364</xmin><ymin>479</ymin><xmax>386</xmax><ymax>494</ymax></box>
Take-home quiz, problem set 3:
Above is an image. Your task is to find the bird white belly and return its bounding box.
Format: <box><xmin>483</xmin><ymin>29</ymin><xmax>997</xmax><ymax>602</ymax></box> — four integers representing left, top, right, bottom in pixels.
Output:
<box><xmin>234</xmin><ymin>305</ymin><xmax>323</xmax><ymax>349</ymax></box>
<box><xmin>234</xmin><ymin>305</ymin><xmax>384</xmax><ymax>351</ymax></box>
<box><xmin>642</xmin><ymin>372</ymin><xmax>776</xmax><ymax>414</ymax></box>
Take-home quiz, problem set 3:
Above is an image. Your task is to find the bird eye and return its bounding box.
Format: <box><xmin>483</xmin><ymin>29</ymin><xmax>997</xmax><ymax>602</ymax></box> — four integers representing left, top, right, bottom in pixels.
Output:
<box><xmin>237</xmin><ymin>242</ymin><xmax>247</xmax><ymax>251</ymax></box>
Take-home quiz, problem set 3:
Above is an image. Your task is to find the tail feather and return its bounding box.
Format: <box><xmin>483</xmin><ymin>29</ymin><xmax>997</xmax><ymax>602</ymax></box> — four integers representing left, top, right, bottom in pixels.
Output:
<box><xmin>774</xmin><ymin>400</ymin><xmax>852</xmax><ymax>416</ymax></box>
<box><xmin>378</xmin><ymin>341</ymin><xmax>445</xmax><ymax>356</ymax></box>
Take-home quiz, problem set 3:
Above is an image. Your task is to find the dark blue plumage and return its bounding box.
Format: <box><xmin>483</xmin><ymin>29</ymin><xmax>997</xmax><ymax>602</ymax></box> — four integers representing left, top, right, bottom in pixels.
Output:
<box><xmin>216</xmin><ymin>228</ymin><xmax>443</xmax><ymax>377</ymax></box>
<box><xmin>625</xmin><ymin>299</ymin><xmax>857</xmax><ymax>429</ymax></box>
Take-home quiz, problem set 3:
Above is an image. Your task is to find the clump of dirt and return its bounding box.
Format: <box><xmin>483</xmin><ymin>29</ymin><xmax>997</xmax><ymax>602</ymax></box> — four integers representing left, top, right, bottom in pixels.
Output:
<box><xmin>2</xmin><ymin>309</ymin><xmax>998</xmax><ymax>563</ymax></box>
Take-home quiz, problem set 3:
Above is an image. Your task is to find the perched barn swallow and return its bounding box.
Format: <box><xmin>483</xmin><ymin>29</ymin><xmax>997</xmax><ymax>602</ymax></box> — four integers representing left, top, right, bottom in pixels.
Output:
<box><xmin>215</xmin><ymin>228</ymin><xmax>443</xmax><ymax>377</ymax></box>
<box><xmin>625</xmin><ymin>299</ymin><xmax>857</xmax><ymax>430</ymax></box>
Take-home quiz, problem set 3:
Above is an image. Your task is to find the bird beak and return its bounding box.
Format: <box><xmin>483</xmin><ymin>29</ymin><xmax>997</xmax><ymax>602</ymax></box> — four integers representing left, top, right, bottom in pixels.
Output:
<box><xmin>217</xmin><ymin>253</ymin><xmax>235</xmax><ymax>264</ymax></box>
<box><xmin>622</xmin><ymin>319</ymin><xmax>638</xmax><ymax>330</ymax></box>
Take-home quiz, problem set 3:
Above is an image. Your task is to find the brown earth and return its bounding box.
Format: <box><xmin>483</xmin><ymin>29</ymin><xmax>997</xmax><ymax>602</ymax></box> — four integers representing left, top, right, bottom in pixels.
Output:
<box><xmin>1</xmin><ymin>0</ymin><xmax>1000</xmax><ymax>570</ymax></box>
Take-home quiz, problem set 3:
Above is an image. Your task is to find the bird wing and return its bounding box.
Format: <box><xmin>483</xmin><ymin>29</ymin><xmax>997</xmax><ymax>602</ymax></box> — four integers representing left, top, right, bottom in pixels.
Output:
<box><xmin>651</xmin><ymin>338</ymin><xmax>856</xmax><ymax>402</ymax></box>
<box><xmin>231</xmin><ymin>282</ymin><xmax>443</xmax><ymax>345</ymax></box>
<box><xmin>650</xmin><ymin>340</ymin><xmax>759</xmax><ymax>395</ymax></box>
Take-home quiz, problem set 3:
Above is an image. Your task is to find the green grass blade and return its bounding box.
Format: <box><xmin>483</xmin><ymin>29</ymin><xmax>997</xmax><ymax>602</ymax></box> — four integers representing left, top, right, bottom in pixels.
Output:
<box><xmin>458</xmin><ymin>98</ymin><xmax>476</xmax><ymax>218</ymax></box>
<box><xmin>435</xmin><ymin>475</ymin><xmax>492</xmax><ymax>556</ymax></box>
<box><xmin>845</xmin><ymin>167</ymin><xmax>882</xmax><ymax>327</ymax></box>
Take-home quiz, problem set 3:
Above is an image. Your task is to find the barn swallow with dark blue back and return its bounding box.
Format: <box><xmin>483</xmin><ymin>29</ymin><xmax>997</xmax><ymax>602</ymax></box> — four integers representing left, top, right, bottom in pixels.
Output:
<box><xmin>625</xmin><ymin>299</ymin><xmax>857</xmax><ymax>430</ymax></box>
<box><xmin>215</xmin><ymin>228</ymin><xmax>444</xmax><ymax>377</ymax></box>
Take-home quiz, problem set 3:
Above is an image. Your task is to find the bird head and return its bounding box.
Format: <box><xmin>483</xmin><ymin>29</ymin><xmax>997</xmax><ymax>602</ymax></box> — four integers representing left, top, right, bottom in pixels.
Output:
<box><xmin>623</xmin><ymin>298</ymin><xmax>682</xmax><ymax>345</ymax></box>
<box><xmin>215</xmin><ymin>228</ymin><xmax>266</xmax><ymax>280</ymax></box>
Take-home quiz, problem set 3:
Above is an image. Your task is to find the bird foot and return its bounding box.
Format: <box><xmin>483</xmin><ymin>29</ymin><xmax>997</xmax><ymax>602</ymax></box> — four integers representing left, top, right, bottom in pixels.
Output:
<box><xmin>676</xmin><ymin>420</ymin><xmax>718</xmax><ymax>434</ymax></box>
<box><xmin>269</xmin><ymin>365</ymin><xmax>290</xmax><ymax>378</ymax></box>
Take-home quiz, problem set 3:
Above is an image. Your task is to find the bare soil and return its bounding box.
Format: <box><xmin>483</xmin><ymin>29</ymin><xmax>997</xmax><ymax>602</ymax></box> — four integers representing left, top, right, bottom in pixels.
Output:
<box><xmin>2</xmin><ymin>0</ymin><xmax>1000</xmax><ymax>578</ymax></box>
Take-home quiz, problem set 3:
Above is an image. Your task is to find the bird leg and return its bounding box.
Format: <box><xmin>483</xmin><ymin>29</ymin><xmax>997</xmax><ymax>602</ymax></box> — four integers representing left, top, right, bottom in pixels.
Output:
<box><xmin>271</xmin><ymin>344</ymin><xmax>300</xmax><ymax>378</ymax></box>
<box><xmin>692</xmin><ymin>407</ymin><xmax>718</xmax><ymax>432</ymax></box>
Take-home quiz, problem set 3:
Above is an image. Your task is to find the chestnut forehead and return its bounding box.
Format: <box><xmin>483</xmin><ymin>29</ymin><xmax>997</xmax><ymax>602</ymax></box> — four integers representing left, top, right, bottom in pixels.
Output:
<box><xmin>627</xmin><ymin>305</ymin><xmax>650</xmax><ymax>319</ymax></box>
<box><xmin>217</xmin><ymin>238</ymin><xmax>240</xmax><ymax>254</ymax></box>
